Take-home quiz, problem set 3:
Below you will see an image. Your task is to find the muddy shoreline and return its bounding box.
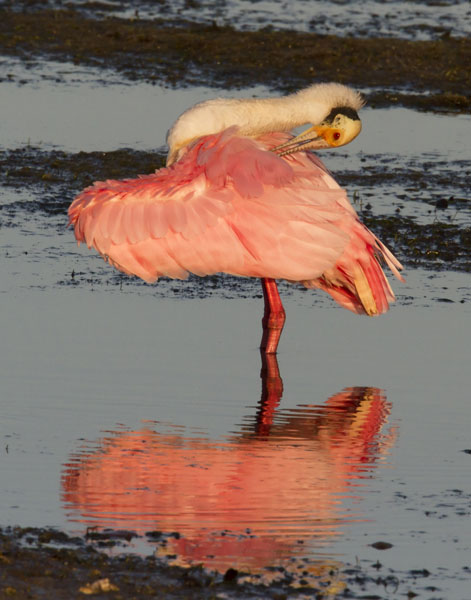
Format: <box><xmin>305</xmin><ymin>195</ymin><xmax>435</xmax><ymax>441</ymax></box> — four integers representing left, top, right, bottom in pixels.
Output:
<box><xmin>0</xmin><ymin>526</ymin><xmax>448</xmax><ymax>599</ymax></box>
<box><xmin>1</xmin><ymin>8</ymin><xmax>470</xmax><ymax>112</ymax></box>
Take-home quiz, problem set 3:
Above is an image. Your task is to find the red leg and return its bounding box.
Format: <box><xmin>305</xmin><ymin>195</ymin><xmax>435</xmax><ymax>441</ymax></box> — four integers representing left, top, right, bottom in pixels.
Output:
<box><xmin>260</xmin><ymin>278</ymin><xmax>286</xmax><ymax>354</ymax></box>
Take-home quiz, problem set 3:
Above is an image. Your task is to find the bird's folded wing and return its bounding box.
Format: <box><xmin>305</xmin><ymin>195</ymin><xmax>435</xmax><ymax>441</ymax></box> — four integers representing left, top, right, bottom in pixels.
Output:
<box><xmin>68</xmin><ymin>130</ymin><xmax>379</xmax><ymax>284</ymax></box>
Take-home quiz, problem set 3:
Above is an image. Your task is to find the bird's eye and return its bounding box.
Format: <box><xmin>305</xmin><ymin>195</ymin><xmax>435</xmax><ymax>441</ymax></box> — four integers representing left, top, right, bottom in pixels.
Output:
<box><xmin>333</xmin><ymin>132</ymin><xmax>341</xmax><ymax>141</ymax></box>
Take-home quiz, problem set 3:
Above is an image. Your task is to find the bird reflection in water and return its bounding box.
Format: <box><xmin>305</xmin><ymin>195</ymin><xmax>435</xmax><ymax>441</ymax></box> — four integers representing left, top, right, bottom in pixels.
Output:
<box><xmin>62</xmin><ymin>355</ymin><xmax>396</xmax><ymax>572</ymax></box>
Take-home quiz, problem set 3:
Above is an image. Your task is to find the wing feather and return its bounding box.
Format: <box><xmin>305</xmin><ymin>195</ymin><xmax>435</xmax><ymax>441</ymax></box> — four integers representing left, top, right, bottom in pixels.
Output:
<box><xmin>69</xmin><ymin>128</ymin><xmax>403</xmax><ymax>314</ymax></box>
<box><xmin>145</xmin><ymin>204</ymin><xmax>168</xmax><ymax>239</ymax></box>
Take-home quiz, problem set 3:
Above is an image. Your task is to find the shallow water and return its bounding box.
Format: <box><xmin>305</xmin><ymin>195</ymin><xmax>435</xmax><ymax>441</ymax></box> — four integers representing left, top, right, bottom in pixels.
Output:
<box><xmin>54</xmin><ymin>0</ymin><xmax>471</xmax><ymax>40</ymax></box>
<box><xmin>2</xmin><ymin>285</ymin><xmax>471</xmax><ymax>594</ymax></box>
<box><xmin>1</xmin><ymin>57</ymin><xmax>471</xmax><ymax>597</ymax></box>
<box><xmin>2</xmin><ymin>59</ymin><xmax>471</xmax><ymax>158</ymax></box>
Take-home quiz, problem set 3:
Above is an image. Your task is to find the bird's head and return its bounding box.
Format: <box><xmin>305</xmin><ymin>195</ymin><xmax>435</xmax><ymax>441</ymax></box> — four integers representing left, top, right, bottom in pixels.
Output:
<box><xmin>166</xmin><ymin>83</ymin><xmax>364</xmax><ymax>165</ymax></box>
<box><xmin>273</xmin><ymin>106</ymin><xmax>362</xmax><ymax>156</ymax></box>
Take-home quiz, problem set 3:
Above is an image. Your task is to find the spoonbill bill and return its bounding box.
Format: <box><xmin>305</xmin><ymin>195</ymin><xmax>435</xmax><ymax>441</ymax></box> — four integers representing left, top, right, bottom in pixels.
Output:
<box><xmin>69</xmin><ymin>83</ymin><xmax>403</xmax><ymax>353</ymax></box>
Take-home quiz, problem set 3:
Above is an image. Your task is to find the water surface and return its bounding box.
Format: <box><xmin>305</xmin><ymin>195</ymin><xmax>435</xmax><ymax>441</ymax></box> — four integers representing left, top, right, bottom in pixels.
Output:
<box><xmin>1</xmin><ymin>56</ymin><xmax>471</xmax><ymax>598</ymax></box>
<box><xmin>59</xmin><ymin>0</ymin><xmax>471</xmax><ymax>40</ymax></box>
<box><xmin>2</xmin><ymin>285</ymin><xmax>471</xmax><ymax>594</ymax></box>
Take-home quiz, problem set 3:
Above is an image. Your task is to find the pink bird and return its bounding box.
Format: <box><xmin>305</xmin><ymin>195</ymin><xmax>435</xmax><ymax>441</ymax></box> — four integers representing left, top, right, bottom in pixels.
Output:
<box><xmin>69</xmin><ymin>83</ymin><xmax>403</xmax><ymax>353</ymax></box>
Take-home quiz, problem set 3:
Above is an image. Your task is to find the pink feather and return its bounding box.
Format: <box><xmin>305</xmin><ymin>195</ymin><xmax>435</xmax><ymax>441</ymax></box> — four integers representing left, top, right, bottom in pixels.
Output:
<box><xmin>69</xmin><ymin>128</ymin><xmax>403</xmax><ymax>315</ymax></box>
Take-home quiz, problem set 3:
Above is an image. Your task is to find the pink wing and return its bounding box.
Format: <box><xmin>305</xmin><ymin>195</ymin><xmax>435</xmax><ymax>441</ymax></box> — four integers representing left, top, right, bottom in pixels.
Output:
<box><xmin>69</xmin><ymin>128</ymin><xmax>403</xmax><ymax>316</ymax></box>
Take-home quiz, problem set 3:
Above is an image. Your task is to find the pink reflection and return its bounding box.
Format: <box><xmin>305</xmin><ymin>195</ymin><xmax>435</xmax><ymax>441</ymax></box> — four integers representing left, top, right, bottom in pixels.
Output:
<box><xmin>62</xmin><ymin>358</ymin><xmax>396</xmax><ymax>570</ymax></box>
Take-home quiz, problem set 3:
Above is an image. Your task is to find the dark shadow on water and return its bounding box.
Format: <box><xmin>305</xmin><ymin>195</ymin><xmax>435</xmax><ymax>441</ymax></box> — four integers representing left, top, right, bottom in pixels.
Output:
<box><xmin>61</xmin><ymin>354</ymin><xmax>396</xmax><ymax>571</ymax></box>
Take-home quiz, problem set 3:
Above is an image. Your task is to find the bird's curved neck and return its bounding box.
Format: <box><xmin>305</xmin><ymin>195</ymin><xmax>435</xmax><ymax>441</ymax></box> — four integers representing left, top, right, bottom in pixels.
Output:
<box><xmin>221</xmin><ymin>95</ymin><xmax>327</xmax><ymax>136</ymax></box>
<box><xmin>166</xmin><ymin>83</ymin><xmax>361</xmax><ymax>165</ymax></box>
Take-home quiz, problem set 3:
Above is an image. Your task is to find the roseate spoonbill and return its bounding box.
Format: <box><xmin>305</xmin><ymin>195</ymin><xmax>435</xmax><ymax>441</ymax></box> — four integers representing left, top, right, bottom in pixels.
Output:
<box><xmin>69</xmin><ymin>83</ymin><xmax>403</xmax><ymax>353</ymax></box>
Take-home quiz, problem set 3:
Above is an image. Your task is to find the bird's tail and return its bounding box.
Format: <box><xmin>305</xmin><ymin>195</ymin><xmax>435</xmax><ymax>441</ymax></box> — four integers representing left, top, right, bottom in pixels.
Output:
<box><xmin>303</xmin><ymin>234</ymin><xmax>404</xmax><ymax>316</ymax></box>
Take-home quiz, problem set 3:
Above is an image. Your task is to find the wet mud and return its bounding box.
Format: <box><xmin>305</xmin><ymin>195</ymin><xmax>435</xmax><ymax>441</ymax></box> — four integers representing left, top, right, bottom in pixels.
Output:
<box><xmin>0</xmin><ymin>526</ymin><xmax>456</xmax><ymax>599</ymax></box>
<box><xmin>0</xmin><ymin>7</ymin><xmax>470</xmax><ymax>111</ymax></box>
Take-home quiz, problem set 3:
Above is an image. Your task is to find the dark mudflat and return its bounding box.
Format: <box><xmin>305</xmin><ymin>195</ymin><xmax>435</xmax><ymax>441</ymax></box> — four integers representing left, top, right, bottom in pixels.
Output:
<box><xmin>0</xmin><ymin>526</ymin><xmax>451</xmax><ymax>599</ymax></box>
<box><xmin>0</xmin><ymin>8</ymin><xmax>470</xmax><ymax>112</ymax></box>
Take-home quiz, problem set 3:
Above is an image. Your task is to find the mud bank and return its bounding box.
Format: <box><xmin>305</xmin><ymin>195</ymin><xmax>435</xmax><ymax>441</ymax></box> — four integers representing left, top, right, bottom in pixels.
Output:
<box><xmin>0</xmin><ymin>526</ymin><xmax>451</xmax><ymax>599</ymax></box>
<box><xmin>0</xmin><ymin>8</ymin><xmax>470</xmax><ymax>111</ymax></box>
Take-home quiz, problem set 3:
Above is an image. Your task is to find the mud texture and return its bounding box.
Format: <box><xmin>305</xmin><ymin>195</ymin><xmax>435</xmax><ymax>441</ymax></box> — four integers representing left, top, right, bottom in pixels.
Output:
<box><xmin>0</xmin><ymin>527</ymin><xmax>449</xmax><ymax>599</ymax></box>
<box><xmin>0</xmin><ymin>7</ymin><xmax>470</xmax><ymax>112</ymax></box>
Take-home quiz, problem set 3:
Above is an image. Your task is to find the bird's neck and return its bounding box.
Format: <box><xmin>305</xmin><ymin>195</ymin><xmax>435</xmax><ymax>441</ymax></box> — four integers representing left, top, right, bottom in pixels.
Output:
<box><xmin>166</xmin><ymin>86</ymin><xmax>339</xmax><ymax>165</ymax></box>
<box><xmin>219</xmin><ymin>94</ymin><xmax>328</xmax><ymax>137</ymax></box>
